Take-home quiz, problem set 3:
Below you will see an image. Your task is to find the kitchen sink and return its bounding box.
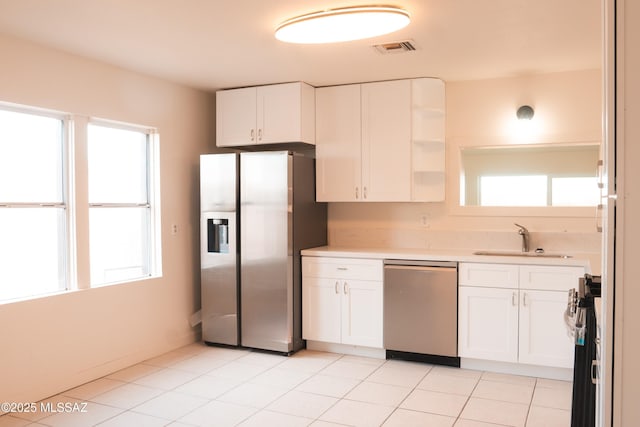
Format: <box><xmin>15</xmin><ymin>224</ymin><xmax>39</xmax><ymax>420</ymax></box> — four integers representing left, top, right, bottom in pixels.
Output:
<box><xmin>473</xmin><ymin>250</ymin><xmax>572</xmax><ymax>259</ymax></box>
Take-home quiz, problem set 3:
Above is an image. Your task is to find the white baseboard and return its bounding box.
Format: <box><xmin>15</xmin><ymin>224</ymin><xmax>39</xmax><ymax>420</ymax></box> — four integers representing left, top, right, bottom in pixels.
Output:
<box><xmin>306</xmin><ymin>341</ymin><xmax>386</xmax><ymax>359</ymax></box>
<box><xmin>304</xmin><ymin>342</ymin><xmax>572</xmax><ymax>381</ymax></box>
<box><xmin>461</xmin><ymin>358</ymin><xmax>573</xmax><ymax>381</ymax></box>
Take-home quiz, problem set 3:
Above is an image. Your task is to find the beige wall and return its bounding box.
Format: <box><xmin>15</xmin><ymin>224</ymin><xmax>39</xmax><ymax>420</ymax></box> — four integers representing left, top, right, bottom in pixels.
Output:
<box><xmin>329</xmin><ymin>70</ymin><xmax>603</xmax><ymax>259</ymax></box>
<box><xmin>0</xmin><ymin>34</ymin><xmax>216</xmax><ymax>403</ymax></box>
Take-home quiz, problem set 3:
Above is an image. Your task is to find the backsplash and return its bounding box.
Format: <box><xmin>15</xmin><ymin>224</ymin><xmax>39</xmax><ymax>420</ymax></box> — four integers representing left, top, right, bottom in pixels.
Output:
<box><xmin>328</xmin><ymin>224</ymin><xmax>601</xmax><ymax>254</ymax></box>
<box><xmin>326</xmin><ymin>202</ymin><xmax>602</xmax><ymax>257</ymax></box>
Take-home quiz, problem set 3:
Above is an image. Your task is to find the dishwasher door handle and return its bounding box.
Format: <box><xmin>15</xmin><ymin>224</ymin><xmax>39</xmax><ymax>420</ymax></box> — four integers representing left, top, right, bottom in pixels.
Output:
<box><xmin>384</xmin><ymin>265</ymin><xmax>457</xmax><ymax>273</ymax></box>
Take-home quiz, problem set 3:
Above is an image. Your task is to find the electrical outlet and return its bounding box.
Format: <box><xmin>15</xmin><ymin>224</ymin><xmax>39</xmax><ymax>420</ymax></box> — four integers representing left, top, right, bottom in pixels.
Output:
<box><xmin>420</xmin><ymin>214</ymin><xmax>430</xmax><ymax>228</ymax></box>
<box><xmin>171</xmin><ymin>224</ymin><xmax>178</xmax><ymax>235</ymax></box>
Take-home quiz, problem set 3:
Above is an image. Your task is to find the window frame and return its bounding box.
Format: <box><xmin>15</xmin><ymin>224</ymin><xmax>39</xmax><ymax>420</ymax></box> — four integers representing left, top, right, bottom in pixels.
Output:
<box><xmin>476</xmin><ymin>174</ymin><xmax>600</xmax><ymax>207</ymax></box>
<box><xmin>452</xmin><ymin>142</ymin><xmax>602</xmax><ymax>218</ymax></box>
<box><xmin>86</xmin><ymin>118</ymin><xmax>162</xmax><ymax>287</ymax></box>
<box><xmin>0</xmin><ymin>100</ymin><xmax>162</xmax><ymax>304</ymax></box>
<box><xmin>0</xmin><ymin>102</ymin><xmax>72</xmax><ymax>301</ymax></box>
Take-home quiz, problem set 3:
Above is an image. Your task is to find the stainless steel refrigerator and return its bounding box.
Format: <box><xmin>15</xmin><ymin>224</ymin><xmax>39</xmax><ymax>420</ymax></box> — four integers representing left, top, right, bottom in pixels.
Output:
<box><xmin>200</xmin><ymin>151</ymin><xmax>327</xmax><ymax>354</ymax></box>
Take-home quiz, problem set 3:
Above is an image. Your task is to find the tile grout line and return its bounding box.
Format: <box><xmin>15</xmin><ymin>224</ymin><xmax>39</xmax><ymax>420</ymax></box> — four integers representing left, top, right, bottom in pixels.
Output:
<box><xmin>452</xmin><ymin>369</ymin><xmax>484</xmax><ymax>425</ymax></box>
<box><xmin>379</xmin><ymin>361</ymin><xmax>435</xmax><ymax>424</ymax></box>
<box><xmin>522</xmin><ymin>377</ymin><xmax>539</xmax><ymax>426</ymax></box>
<box><xmin>308</xmin><ymin>352</ymin><xmax>383</xmax><ymax>425</ymax></box>
<box><xmin>16</xmin><ymin>344</ymin><xmax>572</xmax><ymax>427</ymax></box>
<box><xmin>91</xmin><ymin>348</ymin><xmax>247</xmax><ymax>426</ymax></box>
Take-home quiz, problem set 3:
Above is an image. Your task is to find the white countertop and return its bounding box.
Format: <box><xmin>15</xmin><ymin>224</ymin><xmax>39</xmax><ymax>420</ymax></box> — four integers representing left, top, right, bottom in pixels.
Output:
<box><xmin>301</xmin><ymin>246</ymin><xmax>595</xmax><ymax>272</ymax></box>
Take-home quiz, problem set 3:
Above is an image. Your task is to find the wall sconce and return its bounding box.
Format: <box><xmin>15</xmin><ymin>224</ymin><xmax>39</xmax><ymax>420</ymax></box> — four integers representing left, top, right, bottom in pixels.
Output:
<box><xmin>516</xmin><ymin>105</ymin><xmax>535</xmax><ymax>120</ymax></box>
<box><xmin>505</xmin><ymin>104</ymin><xmax>540</xmax><ymax>143</ymax></box>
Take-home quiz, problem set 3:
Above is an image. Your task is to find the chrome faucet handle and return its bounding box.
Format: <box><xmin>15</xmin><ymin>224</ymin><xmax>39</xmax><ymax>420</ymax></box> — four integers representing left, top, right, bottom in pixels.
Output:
<box><xmin>514</xmin><ymin>223</ymin><xmax>528</xmax><ymax>233</ymax></box>
<box><xmin>514</xmin><ymin>223</ymin><xmax>530</xmax><ymax>252</ymax></box>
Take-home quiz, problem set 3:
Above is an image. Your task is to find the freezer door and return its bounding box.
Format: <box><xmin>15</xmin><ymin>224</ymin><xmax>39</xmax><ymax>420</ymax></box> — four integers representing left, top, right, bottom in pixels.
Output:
<box><xmin>200</xmin><ymin>153</ymin><xmax>238</xmax><ymax>212</ymax></box>
<box><xmin>201</xmin><ymin>211</ymin><xmax>238</xmax><ymax>345</ymax></box>
<box><xmin>240</xmin><ymin>151</ymin><xmax>293</xmax><ymax>352</ymax></box>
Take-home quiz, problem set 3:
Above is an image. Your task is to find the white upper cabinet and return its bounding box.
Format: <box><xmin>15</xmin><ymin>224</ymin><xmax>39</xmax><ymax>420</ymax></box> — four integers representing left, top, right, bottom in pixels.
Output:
<box><xmin>216</xmin><ymin>82</ymin><xmax>315</xmax><ymax>147</ymax></box>
<box><xmin>411</xmin><ymin>78</ymin><xmax>446</xmax><ymax>201</ymax></box>
<box><xmin>315</xmin><ymin>84</ymin><xmax>362</xmax><ymax>201</ymax></box>
<box><xmin>315</xmin><ymin>78</ymin><xmax>445</xmax><ymax>202</ymax></box>
<box><xmin>216</xmin><ymin>86</ymin><xmax>256</xmax><ymax>146</ymax></box>
<box><xmin>361</xmin><ymin>80</ymin><xmax>412</xmax><ymax>201</ymax></box>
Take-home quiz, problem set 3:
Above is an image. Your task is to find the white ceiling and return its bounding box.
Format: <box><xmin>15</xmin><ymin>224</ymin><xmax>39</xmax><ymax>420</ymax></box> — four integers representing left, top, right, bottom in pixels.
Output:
<box><xmin>0</xmin><ymin>0</ymin><xmax>602</xmax><ymax>92</ymax></box>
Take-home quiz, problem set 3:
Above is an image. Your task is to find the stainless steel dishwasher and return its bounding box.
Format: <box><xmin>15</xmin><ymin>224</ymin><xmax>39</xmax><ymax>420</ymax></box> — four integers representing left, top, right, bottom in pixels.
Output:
<box><xmin>383</xmin><ymin>260</ymin><xmax>459</xmax><ymax>366</ymax></box>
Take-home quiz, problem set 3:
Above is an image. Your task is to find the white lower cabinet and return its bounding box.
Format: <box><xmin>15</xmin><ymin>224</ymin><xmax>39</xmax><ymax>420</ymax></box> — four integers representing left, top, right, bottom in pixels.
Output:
<box><xmin>518</xmin><ymin>289</ymin><xmax>575</xmax><ymax>368</ymax></box>
<box><xmin>302</xmin><ymin>277</ymin><xmax>342</xmax><ymax>344</ymax></box>
<box><xmin>458</xmin><ymin>286</ymin><xmax>519</xmax><ymax>363</ymax></box>
<box><xmin>341</xmin><ymin>279</ymin><xmax>383</xmax><ymax>347</ymax></box>
<box><xmin>459</xmin><ymin>263</ymin><xmax>583</xmax><ymax>369</ymax></box>
<box><xmin>302</xmin><ymin>257</ymin><xmax>383</xmax><ymax>348</ymax></box>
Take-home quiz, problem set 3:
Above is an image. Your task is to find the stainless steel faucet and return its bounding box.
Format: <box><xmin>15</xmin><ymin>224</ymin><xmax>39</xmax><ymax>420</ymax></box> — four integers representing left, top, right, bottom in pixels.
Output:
<box><xmin>514</xmin><ymin>223</ymin><xmax>530</xmax><ymax>252</ymax></box>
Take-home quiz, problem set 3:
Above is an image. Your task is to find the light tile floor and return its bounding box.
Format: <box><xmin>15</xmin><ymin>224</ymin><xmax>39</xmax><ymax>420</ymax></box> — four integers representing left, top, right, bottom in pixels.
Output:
<box><xmin>0</xmin><ymin>343</ymin><xmax>572</xmax><ymax>427</ymax></box>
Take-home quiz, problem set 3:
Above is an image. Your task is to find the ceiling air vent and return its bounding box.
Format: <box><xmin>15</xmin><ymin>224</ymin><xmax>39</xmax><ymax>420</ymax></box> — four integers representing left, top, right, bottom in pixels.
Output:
<box><xmin>372</xmin><ymin>40</ymin><xmax>417</xmax><ymax>54</ymax></box>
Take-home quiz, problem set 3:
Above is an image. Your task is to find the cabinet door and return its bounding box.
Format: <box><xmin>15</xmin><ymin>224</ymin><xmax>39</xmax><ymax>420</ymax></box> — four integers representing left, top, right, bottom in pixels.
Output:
<box><xmin>315</xmin><ymin>85</ymin><xmax>362</xmax><ymax>201</ymax></box>
<box><xmin>519</xmin><ymin>290</ymin><xmax>575</xmax><ymax>368</ymax></box>
<box><xmin>303</xmin><ymin>257</ymin><xmax>383</xmax><ymax>281</ymax></box>
<box><xmin>302</xmin><ymin>277</ymin><xmax>342</xmax><ymax>343</ymax></box>
<box><xmin>341</xmin><ymin>279</ymin><xmax>383</xmax><ymax>348</ymax></box>
<box><xmin>458</xmin><ymin>286</ymin><xmax>519</xmax><ymax>362</ymax></box>
<box><xmin>216</xmin><ymin>87</ymin><xmax>257</xmax><ymax>146</ymax></box>
<box><xmin>361</xmin><ymin>80</ymin><xmax>412</xmax><ymax>201</ymax></box>
<box><xmin>258</xmin><ymin>83</ymin><xmax>303</xmax><ymax>144</ymax></box>
<box><xmin>519</xmin><ymin>265</ymin><xmax>584</xmax><ymax>291</ymax></box>
<box><xmin>459</xmin><ymin>263</ymin><xmax>520</xmax><ymax>289</ymax></box>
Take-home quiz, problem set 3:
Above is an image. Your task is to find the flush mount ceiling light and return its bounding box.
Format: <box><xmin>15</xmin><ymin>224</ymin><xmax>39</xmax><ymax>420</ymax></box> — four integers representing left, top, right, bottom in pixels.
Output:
<box><xmin>275</xmin><ymin>5</ymin><xmax>411</xmax><ymax>44</ymax></box>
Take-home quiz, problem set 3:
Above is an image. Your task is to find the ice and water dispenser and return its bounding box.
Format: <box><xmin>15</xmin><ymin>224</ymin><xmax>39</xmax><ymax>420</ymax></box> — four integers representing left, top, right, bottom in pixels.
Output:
<box><xmin>207</xmin><ymin>218</ymin><xmax>229</xmax><ymax>254</ymax></box>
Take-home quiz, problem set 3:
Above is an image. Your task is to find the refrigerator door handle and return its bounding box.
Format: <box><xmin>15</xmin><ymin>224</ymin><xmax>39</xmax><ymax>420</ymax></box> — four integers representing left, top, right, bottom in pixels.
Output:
<box><xmin>591</xmin><ymin>360</ymin><xmax>600</xmax><ymax>385</ymax></box>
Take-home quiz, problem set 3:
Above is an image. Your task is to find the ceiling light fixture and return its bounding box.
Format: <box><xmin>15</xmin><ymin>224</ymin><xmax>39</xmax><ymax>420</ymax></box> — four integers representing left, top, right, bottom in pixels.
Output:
<box><xmin>275</xmin><ymin>5</ymin><xmax>411</xmax><ymax>44</ymax></box>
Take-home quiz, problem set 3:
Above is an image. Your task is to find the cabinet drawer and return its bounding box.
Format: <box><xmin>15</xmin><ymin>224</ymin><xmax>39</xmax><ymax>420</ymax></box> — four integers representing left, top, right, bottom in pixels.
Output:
<box><xmin>302</xmin><ymin>256</ymin><xmax>383</xmax><ymax>281</ymax></box>
<box><xmin>459</xmin><ymin>263</ymin><xmax>519</xmax><ymax>289</ymax></box>
<box><xmin>519</xmin><ymin>265</ymin><xmax>585</xmax><ymax>291</ymax></box>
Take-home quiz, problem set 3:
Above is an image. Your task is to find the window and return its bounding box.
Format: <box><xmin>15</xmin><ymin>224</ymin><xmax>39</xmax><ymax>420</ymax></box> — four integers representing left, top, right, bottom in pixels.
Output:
<box><xmin>479</xmin><ymin>175</ymin><xmax>548</xmax><ymax>206</ymax></box>
<box><xmin>477</xmin><ymin>175</ymin><xmax>600</xmax><ymax>207</ymax></box>
<box><xmin>461</xmin><ymin>144</ymin><xmax>600</xmax><ymax>207</ymax></box>
<box><xmin>88</xmin><ymin>123</ymin><xmax>158</xmax><ymax>286</ymax></box>
<box><xmin>0</xmin><ymin>107</ymin><xmax>68</xmax><ymax>301</ymax></box>
<box><xmin>0</xmin><ymin>101</ymin><xmax>161</xmax><ymax>303</ymax></box>
<box><xmin>551</xmin><ymin>177</ymin><xmax>600</xmax><ymax>206</ymax></box>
